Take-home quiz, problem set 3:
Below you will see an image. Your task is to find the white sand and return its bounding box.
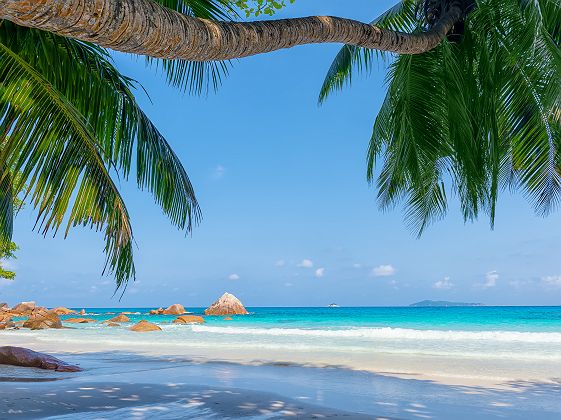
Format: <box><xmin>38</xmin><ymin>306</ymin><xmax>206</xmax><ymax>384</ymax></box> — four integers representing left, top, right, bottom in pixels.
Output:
<box><xmin>1</xmin><ymin>346</ymin><xmax>561</xmax><ymax>419</ymax></box>
<box><xmin>3</xmin><ymin>329</ymin><xmax>561</xmax><ymax>388</ymax></box>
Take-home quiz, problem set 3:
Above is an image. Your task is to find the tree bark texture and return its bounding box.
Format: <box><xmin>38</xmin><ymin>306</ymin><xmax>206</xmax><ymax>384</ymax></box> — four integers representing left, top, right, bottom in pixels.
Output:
<box><xmin>0</xmin><ymin>0</ymin><xmax>465</xmax><ymax>61</ymax></box>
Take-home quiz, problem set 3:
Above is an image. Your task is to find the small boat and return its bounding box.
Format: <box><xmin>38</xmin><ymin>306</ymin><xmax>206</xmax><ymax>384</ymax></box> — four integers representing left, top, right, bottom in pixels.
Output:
<box><xmin>328</xmin><ymin>303</ymin><xmax>340</xmax><ymax>308</ymax></box>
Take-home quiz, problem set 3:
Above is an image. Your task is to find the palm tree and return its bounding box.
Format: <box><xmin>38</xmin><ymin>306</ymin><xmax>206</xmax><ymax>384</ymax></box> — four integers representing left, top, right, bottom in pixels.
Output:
<box><xmin>321</xmin><ymin>0</ymin><xmax>561</xmax><ymax>235</ymax></box>
<box><xmin>0</xmin><ymin>0</ymin><xmax>470</xmax><ymax>58</ymax></box>
<box><xmin>0</xmin><ymin>1</ymin><xmax>237</xmax><ymax>289</ymax></box>
<box><xmin>2</xmin><ymin>0</ymin><xmax>560</xmax><ymax>287</ymax></box>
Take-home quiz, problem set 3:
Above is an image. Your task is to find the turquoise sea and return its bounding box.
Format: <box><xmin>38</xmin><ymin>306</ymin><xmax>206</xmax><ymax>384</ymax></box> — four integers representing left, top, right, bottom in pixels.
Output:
<box><xmin>6</xmin><ymin>306</ymin><xmax>561</xmax><ymax>417</ymax></box>
<box><xmin>81</xmin><ymin>305</ymin><xmax>561</xmax><ymax>331</ymax></box>
<box><xmin>8</xmin><ymin>306</ymin><xmax>561</xmax><ymax>383</ymax></box>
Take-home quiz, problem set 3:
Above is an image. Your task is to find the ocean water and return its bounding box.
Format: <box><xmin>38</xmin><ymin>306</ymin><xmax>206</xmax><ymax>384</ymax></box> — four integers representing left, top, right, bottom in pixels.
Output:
<box><xmin>7</xmin><ymin>306</ymin><xmax>561</xmax><ymax>383</ymax></box>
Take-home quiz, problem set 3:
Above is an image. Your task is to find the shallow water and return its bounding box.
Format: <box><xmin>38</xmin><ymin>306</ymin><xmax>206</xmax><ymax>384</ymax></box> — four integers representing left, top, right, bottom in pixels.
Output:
<box><xmin>6</xmin><ymin>306</ymin><xmax>561</xmax><ymax>384</ymax></box>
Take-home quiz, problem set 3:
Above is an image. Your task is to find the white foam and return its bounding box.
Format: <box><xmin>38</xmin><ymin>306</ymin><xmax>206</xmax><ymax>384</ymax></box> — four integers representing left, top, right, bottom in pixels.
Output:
<box><xmin>189</xmin><ymin>325</ymin><xmax>561</xmax><ymax>343</ymax></box>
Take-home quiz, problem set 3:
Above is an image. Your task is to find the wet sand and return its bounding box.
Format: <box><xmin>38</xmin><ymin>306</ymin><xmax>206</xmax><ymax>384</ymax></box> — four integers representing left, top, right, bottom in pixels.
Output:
<box><xmin>2</xmin><ymin>350</ymin><xmax>561</xmax><ymax>419</ymax></box>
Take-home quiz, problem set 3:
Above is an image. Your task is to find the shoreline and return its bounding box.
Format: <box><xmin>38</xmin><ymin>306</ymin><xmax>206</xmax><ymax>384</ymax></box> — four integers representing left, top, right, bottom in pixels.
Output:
<box><xmin>4</xmin><ymin>306</ymin><xmax>561</xmax><ymax>417</ymax></box>
<box><xmin>3</xmin><ymin>329</ymin><xmax>561</xmax><ymax>388</ymax></box>
<box><xmin>2</xmin><ymin>349</ymin><xmax>561</xmax><ymax>419</ymax></box>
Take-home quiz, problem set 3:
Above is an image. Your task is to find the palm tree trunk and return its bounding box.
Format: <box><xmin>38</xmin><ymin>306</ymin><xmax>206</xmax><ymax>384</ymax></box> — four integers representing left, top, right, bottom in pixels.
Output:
<box><xmin>0</xmin><ymin>0</ymin><xmax>464</xmax><ymax>60</ymax></box>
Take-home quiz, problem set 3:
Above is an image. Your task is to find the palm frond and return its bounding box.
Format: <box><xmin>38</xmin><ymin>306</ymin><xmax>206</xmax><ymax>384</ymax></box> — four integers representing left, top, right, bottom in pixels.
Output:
<box><xmin>0</xmin><ymin>39</ymin><xmax>135</xmax><ymax>287</ymax></box>
<box><xmin>319</xmin><ymin>0</ymin><xmax>420</xmax><ymax>103</ymax></box>
<box><xmin>366</xmin><ymin>0</ymin><xmax>561</xmax><ymax>233</ymax></box>
<box><xmin>147</xmin><ymin>0</ymin><xmax>234</xmax><ymax>95</ymax></box>
<box><xmin>0</xmin><ymin>160</ymin><xmax>13</xmax><ymax>245</ymax></box>
<box><xmin>2</xmin><ymin>23</ymin><xmax>201</xmax><ymax>236</ymax></box>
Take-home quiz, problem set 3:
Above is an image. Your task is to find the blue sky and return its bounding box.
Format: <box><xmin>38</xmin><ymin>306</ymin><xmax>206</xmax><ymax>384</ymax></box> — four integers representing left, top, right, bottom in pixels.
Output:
<box><xmin>2</xmin><ymin>0</ymin><xmax>561</xmax><ymax>308</ymax></box>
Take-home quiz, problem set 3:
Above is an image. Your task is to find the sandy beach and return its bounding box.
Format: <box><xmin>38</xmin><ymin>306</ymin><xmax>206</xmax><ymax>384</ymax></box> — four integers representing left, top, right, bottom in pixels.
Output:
<box><xmin>2</xmin><ymin>342</ymin><xmax>561</xmax><ymax>419</ymax></box>
<box><xmin>3</xmin><ymin>306</ymin><xmax>561</xmax><ymax>418</ymax></box>
<box><xmin>3</xmin><ymin>0</ymin><xmax>561</xmax><ymax>417</ymax></box>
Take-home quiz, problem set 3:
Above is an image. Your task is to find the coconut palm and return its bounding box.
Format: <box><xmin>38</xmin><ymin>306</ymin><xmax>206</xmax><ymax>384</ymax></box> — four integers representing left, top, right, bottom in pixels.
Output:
<box><xmin>0</xmin><ymin>0</ymin><xmax>471</xmax><ymax>58</ymax></box>
<box><xmin>2</xmin><ymin>0</ymin><xmax>560</xmax><ymax>287</ymax></box>
<box><xmin>0</xmin><ymin>0</ymin><xmax>237</xmax><ymax>289</ymax></box>
<box><xmin>321</xmin><ymin>0</ymin><xmax>561</xmax><ymax>235</ymax></box>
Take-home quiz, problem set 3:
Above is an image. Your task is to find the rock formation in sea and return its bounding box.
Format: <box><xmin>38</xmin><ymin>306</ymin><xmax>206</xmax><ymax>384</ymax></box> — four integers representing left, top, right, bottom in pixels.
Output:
<box><xmin>65</xmin><ymin>318</ymin><xmax>97</xmax><ymax>323</ymax></box>
<box><xmin>163</xmin><ymin>304</ymin><xmax>187</xmax><ymax>315</ymax></box>
<box><xmin>105</xmin><ymin>314</ymin><xmax>130</xmax><ymax>323</ymax></box>
<box><xmin>0</xmin><ymin>313</ymin><xmax>15</xmax><ymax>329</ymax></box>
<box><xmin>11</xmin><ymin>301</ymin><xmax>38</xmax><ymax>316</ymax></box>
<box><xmin>52</xmin><ymin>307</ymin><xmax>77</xmax><ymax>315</ymax></box>
<box><xmin>79</xmin><ymin>309</ymin><xmax>86</xmax><ymax>315</ymax></box>
<box><xmin>130</xmin><ymin>320</ymin><xmax>162</xmax><ymax>332</ymax></box>
<box><xmin>204</xmin><ymin>292</ymin><xmax>248</xmax><ymax>316</ymax></box>
<box><xmin>173</xmin><ymin>315</ymin><xmax>204</xmax><ymax>324</ymax></box>
<box><xmin>0</xmin><ymin>346</ymin><xmax>81</xmax><ymax>371</ymax></box>
<box><xmin>22</xmin><ymin>310</ymin><xmax>62</xmax><ymax>330</ymax></box>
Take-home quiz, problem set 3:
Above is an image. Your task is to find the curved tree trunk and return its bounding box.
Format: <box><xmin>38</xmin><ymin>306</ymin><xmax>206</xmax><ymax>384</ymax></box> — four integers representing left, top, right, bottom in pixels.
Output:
<box><xmin>0</xmin><ymin>0</ymin><xmax>464</xmax><ymax>61</ymax></box>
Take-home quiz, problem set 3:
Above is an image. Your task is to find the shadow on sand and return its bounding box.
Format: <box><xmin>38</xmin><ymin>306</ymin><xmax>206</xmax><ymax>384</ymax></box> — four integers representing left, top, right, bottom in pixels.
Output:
<box><xmin>1</xmin><ymin>351</ymin><xmax>561</xmax><ymax>419</ymax></box>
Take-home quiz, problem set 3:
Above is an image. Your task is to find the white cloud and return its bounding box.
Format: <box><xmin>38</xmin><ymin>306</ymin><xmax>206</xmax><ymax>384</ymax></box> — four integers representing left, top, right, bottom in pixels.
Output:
<box><xmin>371</xmin><ymin>265</ymin><xmax>396</xmax><ymax>277</ymax></box>
<box><xmin>213</xmin><ymin>165</ymin><xmax>226</xmax><ymax>179</ymax></box>
<box><xmin>297</xmin><ymin>259</ymin><xmax>314</xmax><ymax>268</ymax></box>
<box><xmin>228</xmin><ymin>273</ymin><xmax>240</xmax><ymax>280</ymax></box>
<box><xmin>542</xmin><ymin>276</ymin><xmax>561</xmax><ymax>287</ymax></box>
<box><xmin>275</xmin><ymin>259</ymin><xmax>286</xmax><ymax>267</ymax></box>
<box><xmin>353</xmin><ymin>263</ymin><xmax>362</xmax><ymax>269</ymax></box>
<box><xmin>433</xmin><ymin>276</ymin><xmax>454</xmax><ymax>290</ymax></box>
<box><xmin>315</xmin><ymin>268</ymin><xmax>325</xmax><ymax>278</ymax></box>
<box><xmin>483</xmin><ymin>271</ymin><xmax>499</xmax><ymax>288</ymax></box>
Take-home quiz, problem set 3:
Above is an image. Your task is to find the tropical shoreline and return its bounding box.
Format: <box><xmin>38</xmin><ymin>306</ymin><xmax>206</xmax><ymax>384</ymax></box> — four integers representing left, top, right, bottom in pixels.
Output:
<box><xmin>2</xmin><ymin>349</ymin><xmax>561</xmax><ymax>419</ymax></box>
<box><xmin>4</xmin><ymin>305</ymin><xmax>561</xmax><ymax>387</ymax></box>
<box><xmin>4</xmin><ymin>305</ymin><xmax>561</xmax><ymax>417</ymax></box>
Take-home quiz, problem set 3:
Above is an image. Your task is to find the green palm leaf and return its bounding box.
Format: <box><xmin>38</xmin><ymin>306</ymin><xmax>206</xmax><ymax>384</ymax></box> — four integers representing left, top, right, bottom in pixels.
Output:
<box><xmin>148</xmin><ymin>0</ymin><xmax>234</xmax><ymax>95</ymax></box>
<box><xmin>363</xmin><ymin>0</ymin><xmax>561</xmax><ymax>234</ymax></box>
<box><xmin>5</xmin><ymin>22</ymin><xmax>201</xmax><ymax>228</ymax></box>
<box><xmin>0</xmin><ymin>40</ymin><xmax>135</xmax><ymax>287</ymax></box>
<box><xmin>321</xmin><ymin>0</ymin><xmax>561</xmax><ymax>235</ymax></box>
<box><xmin>319</xmin><ymin>0</ymin><xmax>420</xmax><ymax>103</ymax></box>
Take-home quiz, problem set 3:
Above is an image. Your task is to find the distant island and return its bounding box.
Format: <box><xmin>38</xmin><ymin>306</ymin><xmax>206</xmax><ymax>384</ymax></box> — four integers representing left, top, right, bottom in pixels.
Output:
<box><xmin>409</xmin><ymin>300</ymin><xmax>484</xmax><ymax>307</ymax></box>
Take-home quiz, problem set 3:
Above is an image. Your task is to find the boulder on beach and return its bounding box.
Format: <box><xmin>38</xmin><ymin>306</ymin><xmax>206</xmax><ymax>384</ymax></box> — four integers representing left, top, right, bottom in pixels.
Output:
<box><xmin>11</xmin><ymin>301</ymin><xmax>36</xmax><ymax>315</ymax></box>
<box><xmin>105</xmin><ymin>314</ymin><xmax>130</xmax><ymax>323</ymax></box>
<box><xmin>0</xmin><ymin>346</ymin><xmax>81</xmax><ymax>372</ymax></box>
<box><xmin>65</xmin><ymin>318</ymin><xmax>97</xmax><ymax>324</ymax></box>
<box><xmin>106</xmin><ymin>322</ymin><xmax>120</xmax><ymax>327</ymax></box>
<box><xmin>130</xmin><ymin>320</ymin><xmax>161</xmax><ymax>332</ymax></box>
<box><xmin>0</xmin><ymin>321</ymin><xmax>15</xmax><ymax>329</ymax></box>
<box><xmin>204</xmin><ymin>293</ymin><xmax>248</xmax><ymax>316</ymax></box>
<box><xmin>0</xmin><ymin>302</ymin><xmax>8</xmax><ymax>310</ymax></box>
<box><xmin>0</xmin><ymin>314</ymin><xmax>15</xmax><ymax>329</ymax></box>
<box><xmin>22</xmin><ymin>310</ymin><xmax>62</xmax><ymax>330</ymax></box>
<box><xmin>52</xmin><ymin>307</ymin><xmax>77</xmax><ymax>315</ymax></box>
<box><xmin>163</xmin><ymin>304</ymin><xmax>186</xmax><ymax>315</ymax></box>
<box><xmin>173</xmin><ymin>315</ymin><xmax>204</xmax><ymax>324</ymax></box>
<box><xmin>0</xmin><ymin>312</ymin><xmax>12</xmax><ymax>323</ymax></box>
